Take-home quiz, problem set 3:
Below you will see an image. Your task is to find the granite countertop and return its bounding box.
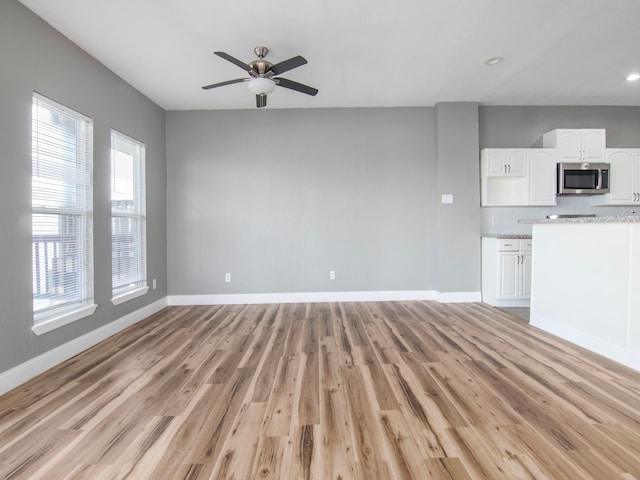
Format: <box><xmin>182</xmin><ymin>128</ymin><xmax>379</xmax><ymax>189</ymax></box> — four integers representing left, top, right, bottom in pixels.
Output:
<box><xmin>519</xmin><ymin>215</ymin><xmax>640</xmax><ymax>224</ymax></box>
<box><xmin>481</xmin><ymin>233</ymin><xmax>532</xmax><ymax>239</ymax></box>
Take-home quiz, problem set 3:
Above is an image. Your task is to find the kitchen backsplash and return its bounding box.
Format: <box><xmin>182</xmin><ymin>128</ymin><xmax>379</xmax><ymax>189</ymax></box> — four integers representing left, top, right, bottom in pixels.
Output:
<box><xmin>481</xmin><ymin>195</ymin><xmax>634</xmax><ymax>235</ymax></box>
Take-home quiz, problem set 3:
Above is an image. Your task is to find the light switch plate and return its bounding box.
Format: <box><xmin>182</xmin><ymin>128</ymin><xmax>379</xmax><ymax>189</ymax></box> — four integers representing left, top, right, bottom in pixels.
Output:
<box><xmin>441</xmin><ymin>194</ymin><xmax>454</xmax><ymax>204</ymax></box>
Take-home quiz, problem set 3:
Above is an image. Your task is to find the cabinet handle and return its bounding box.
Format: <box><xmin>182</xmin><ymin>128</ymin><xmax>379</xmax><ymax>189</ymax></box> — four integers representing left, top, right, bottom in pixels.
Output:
<box><xmin>504</xmin><ymin>164</ymin><xmax>507</xmax><ymax>174</ymax></box>
<box><xmin>508</xmin><ymin>164</ymin><xmax>511</xmax><ymax>173</ymax></box>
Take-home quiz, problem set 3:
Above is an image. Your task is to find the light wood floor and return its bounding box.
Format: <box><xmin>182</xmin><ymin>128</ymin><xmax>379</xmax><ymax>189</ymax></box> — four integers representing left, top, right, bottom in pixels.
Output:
<box><xmin>1</xmin><ymin>301</ymin><xmax>640</xmax><ymax>479</ymax></box>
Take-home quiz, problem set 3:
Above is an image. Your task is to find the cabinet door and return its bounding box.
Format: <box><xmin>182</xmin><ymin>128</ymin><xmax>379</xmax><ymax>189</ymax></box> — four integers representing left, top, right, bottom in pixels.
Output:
<box><xmin>527</xmin><ymin>149</ymin><xmax>557</xmax><ymax>205</ymax></box>
<box><xmin>607</xmin><ymin>150</ymin><xmax>636</xmax><ymax>205</ymax></box>
<box><xmin>506</xmin><ymin>149</ymin><xmax>526</xmax><ymax>176</ymax></box>
<box><xmin>633</xmin><ymin>161</ymin><xmax>640</xmax><ymax>205</ymax></box>
<box><xmin>519</xmin><ymin>253</ymin><xmax>532</xmax><ymax>299</ymax></box>
<box><xmin>486</xmin><ymin>149</ymin><xmax>508</xmax><ymax>176</ymax></box>
<box><xmin>497</xmin><ymin>252</ymin><xmax>519</xmax><ymax>300</ymax></box>
<box><xmin>582</xmin><ymin>129</ymin><xmax>606</xmax><ymax>162</ymax></box>
<box><xmin>555</xmin><ymin>130</ymin><xmax>582</xmax><ymax>162</ymax></box>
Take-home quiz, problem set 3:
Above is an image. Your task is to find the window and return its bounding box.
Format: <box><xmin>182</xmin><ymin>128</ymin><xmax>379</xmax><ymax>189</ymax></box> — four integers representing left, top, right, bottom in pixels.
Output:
<box><xmin>111</xmin><ymin>130</ymin><xmax>147</xmax><ymax>304</ymax></box>
<box><xmin>32</xmin><ymin>93</ymin><xmax>96</xmax><ymax>334</ymax></box>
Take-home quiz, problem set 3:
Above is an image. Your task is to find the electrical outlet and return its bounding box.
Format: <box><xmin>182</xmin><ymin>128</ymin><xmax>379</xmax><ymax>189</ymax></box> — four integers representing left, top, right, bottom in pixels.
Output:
<box><xmin>329</xmin><ymin>270</ymin><xmax>335</xmax><ymax>280</ymax></box>
<box><xmin>152</xmin><ymin>278</ymin><xmax>157</xmax><ymax>290</ymax></box>
<box><xmin>225</xmin><ymin>273</ymin><xmax>231</xmax><ymax>283</ymax></box>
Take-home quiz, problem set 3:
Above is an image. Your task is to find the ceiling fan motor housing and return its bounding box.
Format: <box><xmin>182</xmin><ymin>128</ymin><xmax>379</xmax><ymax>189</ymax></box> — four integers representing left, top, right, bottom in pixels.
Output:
<box><xmin>249</xmin><ymin>59</ymin><xmax>273</xmax><ymax>77</ymax></box>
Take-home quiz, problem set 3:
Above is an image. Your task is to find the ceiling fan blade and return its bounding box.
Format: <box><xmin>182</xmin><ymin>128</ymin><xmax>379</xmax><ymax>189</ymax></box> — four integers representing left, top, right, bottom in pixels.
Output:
<box><xmin>214</xmin><ymin>51</ymin><xmax>255</xmax><ymax>74</ymax></box>
<box><xmin>201</xmin><ymin>78</ymin><xmax>247</xmax><ymax>90</ymax></box>
<box><xmin>269</xmin><ymin>56</ymin><xmax>307</xmax><ymax>75</ymax></box>
<box><xmin>275</xmin><ymin>77</ymin><xmax>318</xmax><ymax>96</ymax></box>
<box><xmin>256</xmin><ymin>94</ymin><xmax>267</xmax><ymax>108</ymax></box>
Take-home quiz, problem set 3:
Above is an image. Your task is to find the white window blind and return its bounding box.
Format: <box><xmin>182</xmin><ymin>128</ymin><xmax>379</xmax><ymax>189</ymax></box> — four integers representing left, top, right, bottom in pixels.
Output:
<box><xmin>111</xmin><ymin>130</ymin><xmax>147</xmax><ymax>299</ymax></box>
<box><xmin>32</xmin><ymin>93</ymin><xmax>94</xmax><ymax>326</ymax></box>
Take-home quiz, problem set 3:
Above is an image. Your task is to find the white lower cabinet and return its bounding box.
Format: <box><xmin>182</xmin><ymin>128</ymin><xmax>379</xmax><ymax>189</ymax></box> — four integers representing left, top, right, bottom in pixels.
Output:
<box><xmin>482</xmin><ymin>237</ymin><xmax>533</xmax><ymax>307</ymax></box>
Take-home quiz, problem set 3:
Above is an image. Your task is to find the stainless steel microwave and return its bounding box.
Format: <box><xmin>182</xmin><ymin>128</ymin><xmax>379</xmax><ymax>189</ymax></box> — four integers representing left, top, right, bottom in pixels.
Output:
<box><xmin>557</xmin><ymin>162</ymin><xmax>610</xmax><ymax>195</ymax></box>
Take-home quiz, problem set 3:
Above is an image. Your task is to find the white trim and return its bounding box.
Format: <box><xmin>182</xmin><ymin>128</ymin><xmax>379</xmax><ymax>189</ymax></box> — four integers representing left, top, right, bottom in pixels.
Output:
<box><xmin>111</xmin><ymin>286</ymin><xmax>150</xmax><ymax>305</ymax></box>
<box><xmin>481</xmin><ymin>299</ymin><xmax>531</xmax><ymax>308</ymax></box>
<box><xmin>32</xmin><ymin>303</ymin><xmax>98</xmax><ymax>336</ymax></box>
<box><xmin>435</xmin><ymin>291</ymin><xmax>482</xmax><ymax>303</ymax></box>
<box><xmin>531</xmin><ymin>312</ymin><xmax>640</xmax><ymax>372</ymax></box>
<box><xmin>1</xmin><ymin>298</ymin><xmax>167</xmax><ymax>396</ymax></box>
<box><xmin>167</xmin><ymin>290</ymin><xmax>482</xmax><ymax>306</ymax></box>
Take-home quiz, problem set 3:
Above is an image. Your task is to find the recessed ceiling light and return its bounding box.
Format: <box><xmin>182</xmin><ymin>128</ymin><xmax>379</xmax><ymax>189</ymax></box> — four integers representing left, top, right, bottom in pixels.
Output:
<box><xmin>627</xmin><ymin>73</ymin><xmax>640</xmax><ymax>82</ymax></box>
<box><xmin>484</xmin><ymin>56</ymin><xmax>503</xmax><ymax>66</ymax></box>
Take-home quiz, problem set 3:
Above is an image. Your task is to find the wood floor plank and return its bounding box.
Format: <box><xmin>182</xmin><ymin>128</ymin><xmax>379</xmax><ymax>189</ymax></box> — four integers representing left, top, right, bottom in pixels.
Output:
<box><xmin>342</xmin><ymin>364</ymin><xmax>393</xmax><ymax>479</ymax></box>
<box><xmin>319</xmin><ymin>387</ymin><xmax>358</xmax><ymax>479</ymax></box>
<box><xmin>260</xmin><ymin>356</ymin><xmax>299</xmax><ymax>437</ymax></box>
<box><xmin>208</xmin><ymin>401</ymin><xmax>265</xmax><ymax>480</ymax></box>
<box><xmin>249</xmin><ymin>436</ymin><xmax>287</xmax><ymax>480</ymax></box>
<box><xmin>281</xmin><ymin>424</ymin><xmax>320</xmax><ymax>480</ymax></box>
<box><xmin>377</xmin><ymin>409</ymin><xmax>431</xmax><ymax>479</ymax></box>
<box><xmin>297</xmin><ymin>351</ymin><xmax>320</xmax><ymax>426</ymax></box>
<box><xmin>1</xmin><ymin>301</ymin><xmax>640</xmax><ymax>479</ymax></box>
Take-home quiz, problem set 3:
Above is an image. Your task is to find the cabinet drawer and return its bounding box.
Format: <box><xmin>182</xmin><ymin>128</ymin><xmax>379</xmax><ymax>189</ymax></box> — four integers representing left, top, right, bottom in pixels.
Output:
<box><xmin>497</xmin><ymin>239</ymin><xmax>520</xmax><ymax>251</ymax></box>
<box><xmin>520</xmin><ymin>239</ymin><xmax>533</xmax><ymax>251</ymax></box>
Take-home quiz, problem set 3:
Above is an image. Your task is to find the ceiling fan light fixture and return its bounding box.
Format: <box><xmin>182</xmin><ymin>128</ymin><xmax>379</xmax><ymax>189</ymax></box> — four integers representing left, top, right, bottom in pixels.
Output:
<box><xmin>247</xmin><ymin>77</ymin><xmax>276</xmax><ymax>95</ymax></box>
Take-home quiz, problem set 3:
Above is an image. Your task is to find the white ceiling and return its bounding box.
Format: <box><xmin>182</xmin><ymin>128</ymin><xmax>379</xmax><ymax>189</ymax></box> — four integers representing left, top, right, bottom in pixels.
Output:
<box><xmin>18</xmin><ymin>0</ymin><xmax>640</xmax><ymax>111</ymax></box>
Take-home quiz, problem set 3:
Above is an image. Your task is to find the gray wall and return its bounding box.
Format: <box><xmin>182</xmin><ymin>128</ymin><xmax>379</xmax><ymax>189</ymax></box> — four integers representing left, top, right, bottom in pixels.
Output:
<box><xmin>0</xmin><ymin>1</ymin><xmax>167</xmax><ymax>373</ymax></box>
<box><xmin>479</xmin><ymin>105</ymin><xmax>640</xmax><ymax>148</ymax></box>
<box><xmin>166</xmin><ymin>108</ymin><xmax>439</xmax><ymax>295</ymax></box>
<box><xmin>435</xmin><ymin>103</ymin><xmax>481</xmax><ymax>293</ymax></box>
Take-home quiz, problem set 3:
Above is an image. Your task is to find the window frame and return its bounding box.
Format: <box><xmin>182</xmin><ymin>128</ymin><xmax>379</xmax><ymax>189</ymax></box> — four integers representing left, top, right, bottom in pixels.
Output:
<box><xmin>110</xmin><ymin>129</ymin><xmax>148</xmax><ymax>305</ymax></box>
<box><xmin>31</xmin><ymin>93</ymin><xmax>96</xmax><ymax>335</ymax></box>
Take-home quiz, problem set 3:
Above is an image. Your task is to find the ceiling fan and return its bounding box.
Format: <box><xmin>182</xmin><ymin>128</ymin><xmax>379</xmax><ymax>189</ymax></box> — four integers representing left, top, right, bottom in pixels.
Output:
<box><xmin>202</xmin><ymin>46</ymin><xmax>318</xmax><ymax>108</ymax></box>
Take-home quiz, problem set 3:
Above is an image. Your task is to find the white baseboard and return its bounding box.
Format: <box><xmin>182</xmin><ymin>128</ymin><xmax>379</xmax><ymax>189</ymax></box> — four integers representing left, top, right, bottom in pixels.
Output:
<box><xmin>167</xmin><ymin>290</ymin><xmax>481</xmax><ymax>306</ymax></box>
<box><xmin>531</xmin><ymin>312</ymin><xmax>640</xmax><ymax>372</ymax></box>
<box><xmin>434</xmin><ymin>291</ymin><xmax>482</xmax><ymax>303</ymax></box>
<box><xmin>0</xmin><ymin>298</ymin><xmax>168</xmax><ymax>396</ymax></box>
<box><xmin>482</xmin><ymin>299</ymin><xmax>530</xmax><ymax>308</ymax></box>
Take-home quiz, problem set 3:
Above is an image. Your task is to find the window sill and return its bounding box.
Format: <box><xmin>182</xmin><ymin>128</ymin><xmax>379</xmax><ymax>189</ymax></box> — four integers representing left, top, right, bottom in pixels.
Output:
<box><xmin>111</xmin><ymin>286</ymin><xmax>149</xmax><ymax>306</ymax></box>
<box><xmin>32</xmin><ymin>303</ymin><xmax>98</xmax><ymax>336</ymax></box>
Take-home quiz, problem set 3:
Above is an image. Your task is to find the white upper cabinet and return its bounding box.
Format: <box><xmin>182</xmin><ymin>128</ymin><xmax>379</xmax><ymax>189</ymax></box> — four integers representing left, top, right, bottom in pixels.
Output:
<box><xmin>527</xmin><ymin>150</ymin><xmax>557</xmax><ymax>205</ymax></box>
<box><xmin>542</xmin><ymin>129</ymin><xmax>606</xmax><ymax>162</ymax></box>
<box><xmin>594</xmin><ymin>149</ymin><xmax>640</xmax><ymax>206</ymax></box>
<box><xmin>481</xmin><ymin>149</ymin><xmax>556</xmax><ymax>206</ymax></box>
<box><xmin>485</xmin><ymin>149</ymin><xmax>527</xmax><ymax>176</ymax></box>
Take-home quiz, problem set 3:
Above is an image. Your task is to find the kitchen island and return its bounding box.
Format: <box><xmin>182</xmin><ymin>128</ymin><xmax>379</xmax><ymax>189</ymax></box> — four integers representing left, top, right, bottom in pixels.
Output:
<box><xmin>527</xmin><ymin>215</ymin><xmax>640</xmax><ymax>371</ymax></box>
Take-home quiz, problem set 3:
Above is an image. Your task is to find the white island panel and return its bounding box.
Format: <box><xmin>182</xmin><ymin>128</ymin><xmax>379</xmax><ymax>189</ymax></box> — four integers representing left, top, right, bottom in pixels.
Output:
<box><xmin>530</xmin><ymin>222</ymin><xmax>640</xmax><ymax>370</ymax></box>
<box><xmin>630</xmin><ymin>229</ymin><xmax>640</xmax><ymax>350</ymax></box>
